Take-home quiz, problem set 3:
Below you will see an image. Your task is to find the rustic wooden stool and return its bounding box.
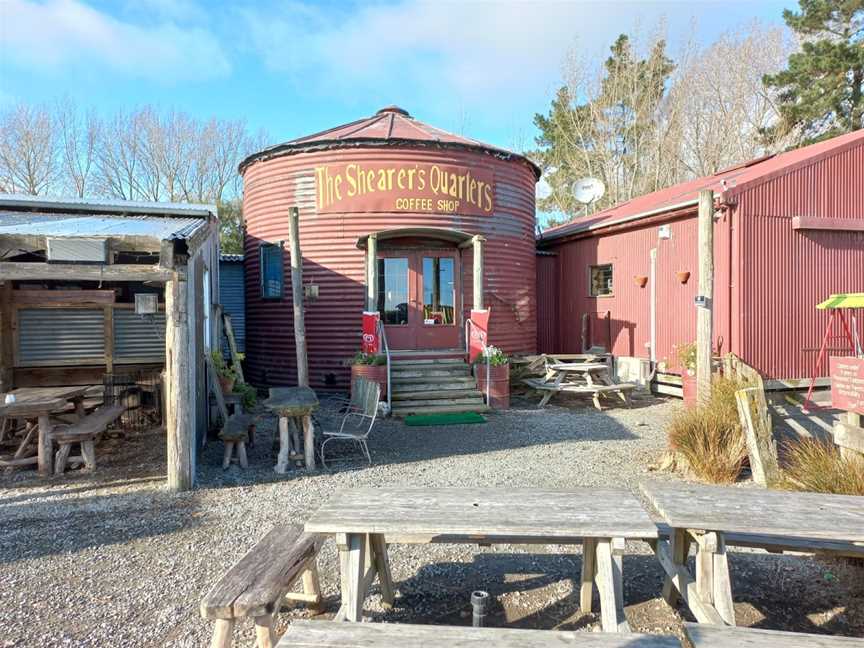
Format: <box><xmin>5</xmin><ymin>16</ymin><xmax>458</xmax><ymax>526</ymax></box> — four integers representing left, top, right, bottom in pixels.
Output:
<box><xmin>200</xmin><ymin>525</ymin><xmax>323</xmax><ymax>648</ymax></box>
<box><xmin>51</xmin><ymin>404</ymin><xmax>125</xmax><ymax>475</ymax></box>
<box><xmin>219</xmin><ymin>414</ymin><xmax>254</xmax><ymax>469</ymax></box>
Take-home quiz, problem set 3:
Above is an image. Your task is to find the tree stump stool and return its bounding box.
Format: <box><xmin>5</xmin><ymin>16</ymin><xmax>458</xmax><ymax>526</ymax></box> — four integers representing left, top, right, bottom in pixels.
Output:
<box><xmin>219</xmin><ymin>414</ymin><xmax>254</xmax><ymax>469</ymax></box>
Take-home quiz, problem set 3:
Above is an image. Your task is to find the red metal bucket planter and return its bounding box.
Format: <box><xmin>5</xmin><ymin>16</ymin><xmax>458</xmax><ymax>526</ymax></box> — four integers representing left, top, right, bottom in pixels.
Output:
<box><xmin>475</xmin><ymin>363</ymin><xmax>510</xmax><ymax>409</ymax></box>
<box><xmin>351</xmin><ymin>364</ymin><xmax>387</xmax><ymax>400</ymax></box>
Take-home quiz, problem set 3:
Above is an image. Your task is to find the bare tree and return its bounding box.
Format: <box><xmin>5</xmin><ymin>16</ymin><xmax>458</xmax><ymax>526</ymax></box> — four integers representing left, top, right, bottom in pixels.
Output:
<box><xmin>0</xmin><ymin>103</ymin><xmax>59</xmax><ymax>195</ymax></box>
<box><xmin>56</xmin><ymin>98</ymin><xmax>100</xmax><ymax>198</ymax></box>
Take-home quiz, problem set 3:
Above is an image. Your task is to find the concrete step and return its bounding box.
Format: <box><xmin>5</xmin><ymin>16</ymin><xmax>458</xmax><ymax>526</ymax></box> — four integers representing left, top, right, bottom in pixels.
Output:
<box><xmin>391</xmin><ymin>396</ymin><xmax>485</xmax><ymax>409</ymax></box>
<box><xmin>392</xmin><ymin>359</ymin><xmax>468</xmax><ymax>368</ymax></box>
<box><xmin>393</xmin><ymin>388</ymin><xmax>484</xmax><ymax>401</ymax></box>
<box><xmin>391</xmin><ymin>376</ymin><xmax>478</xmax><ymax>387</ymax></box>
<box><xmin>392</xmin><ymin>402</ymin><xmax>490</xmax><ymax>416</ymax></box>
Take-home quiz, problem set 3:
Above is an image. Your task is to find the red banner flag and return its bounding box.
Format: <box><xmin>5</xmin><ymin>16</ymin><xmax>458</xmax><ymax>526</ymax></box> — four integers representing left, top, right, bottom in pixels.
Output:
<box><xmin>468</xmin><ymin>309</ymin><xmax>490</xmax><ymax>364</ymax></box>
<box><xmin>361</xmin><ymin>311</ymin><xmax>380</xmax><ymax>354</ymax></box>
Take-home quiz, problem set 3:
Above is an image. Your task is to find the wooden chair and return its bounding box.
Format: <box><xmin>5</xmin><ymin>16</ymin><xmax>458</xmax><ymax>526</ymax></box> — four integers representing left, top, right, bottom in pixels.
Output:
<box><xmin>200</xmin><ymin>525</ymin><xmax>323</xmax><ymax>648</ymax></box>
<box><xmin>320</xmin><ymin>378</ymin><xmax>380</xmax><ymax>468</ymax></box>
<box><xmin>52</xmin><ymin>404</ymin><xmax>125</xmax><ymax>474</ymax></box>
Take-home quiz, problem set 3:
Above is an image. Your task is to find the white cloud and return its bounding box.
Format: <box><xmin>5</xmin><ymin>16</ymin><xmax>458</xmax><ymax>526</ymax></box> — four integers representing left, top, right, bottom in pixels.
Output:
<box><xmin>1</xmin><ymin>0</ymin><xmax>230</xmax><ymax>82</ymax></box>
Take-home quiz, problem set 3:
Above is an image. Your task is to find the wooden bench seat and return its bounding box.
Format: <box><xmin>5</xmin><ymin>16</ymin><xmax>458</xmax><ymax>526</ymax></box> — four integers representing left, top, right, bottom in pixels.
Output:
<box><xmin>201</xmin><ymin>525</ymin><xmax>324</xmax><ymax>648</ymax></box>
<box><xmin>684</xmin><ymin>622</ymin><xmax>861</xmax><ymax>647</ymax></box>
<box><xmin>277</xmin><ymin>620</ymin><xmax>681</xmax><ymax>647</ymax></box>
<box><xmin>52</xmin><ymin>404</ymin><xmax>125</xmax><ymax>474</ymax></box>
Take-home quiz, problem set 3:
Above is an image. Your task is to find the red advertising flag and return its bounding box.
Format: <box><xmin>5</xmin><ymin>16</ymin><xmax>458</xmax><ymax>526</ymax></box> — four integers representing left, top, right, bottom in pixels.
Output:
<box><xmin>830</xmin><ymin>356</ymin><xmax>864</xmax><ymax>414</ymax></box>
<box><xmin>469</xmin><ymin>309</ymin><xmax>490</xmax><ymax>364</ymax></box>
<box><xmin>361</xmin><ymin>311</ymin><xmax>380</xmax><ymax>354</ymax></box>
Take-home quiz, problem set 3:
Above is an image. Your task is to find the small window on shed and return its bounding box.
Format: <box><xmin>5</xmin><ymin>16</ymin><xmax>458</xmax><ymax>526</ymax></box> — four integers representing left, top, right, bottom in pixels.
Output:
<box><xmin>260</xmin><ymin>243</ymin><xmax>284</xmax><ymax>300</ymax></box>
<box><xmin>589</xmin><ymin>264</ymin><xmax>613</xmax><ymax>297</ymax></box>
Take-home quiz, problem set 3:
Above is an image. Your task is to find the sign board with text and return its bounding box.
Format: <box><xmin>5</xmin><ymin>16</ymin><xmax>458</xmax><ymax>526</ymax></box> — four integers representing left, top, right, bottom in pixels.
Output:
<box><xmin>315</xmin><ymin>162</ymin><xmax>494</xmax><ymax>216</ymax></box>
<box><xmin>830</xmin><ymin>356</ymin><xmax>864</xmax><ymax>414</ymax></box>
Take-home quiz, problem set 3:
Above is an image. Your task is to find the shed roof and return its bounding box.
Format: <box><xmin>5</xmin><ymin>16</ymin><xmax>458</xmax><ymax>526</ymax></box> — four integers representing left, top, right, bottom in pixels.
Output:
<box><xmin>538</xmin><ymin>129</ymin><xmax>864</xmax><ymax>244</ymax></box>
<box><xmin>239</xmin><ymin>106</ymin><xmax>541</xmax><ymax>178</ymax></box>
<box><xmin>0</xmin><ymin>193</ymin><xmax>217</xmax><ymax>218</ymax></box>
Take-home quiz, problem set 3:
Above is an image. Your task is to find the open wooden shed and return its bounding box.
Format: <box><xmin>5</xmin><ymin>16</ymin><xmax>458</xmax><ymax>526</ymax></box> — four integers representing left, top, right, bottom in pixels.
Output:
<box><xmin>0</xmin><ymin>195</ymin><xmax>220</xmax><ymax>491</ymax></box>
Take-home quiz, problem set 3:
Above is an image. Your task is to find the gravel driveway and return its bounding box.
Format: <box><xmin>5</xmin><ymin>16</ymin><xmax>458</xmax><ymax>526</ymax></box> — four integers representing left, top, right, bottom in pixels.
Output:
<box><xmin>0</xmin><ymin>392</ymin><xmax>861</xmax><ymax>646</ymax></box>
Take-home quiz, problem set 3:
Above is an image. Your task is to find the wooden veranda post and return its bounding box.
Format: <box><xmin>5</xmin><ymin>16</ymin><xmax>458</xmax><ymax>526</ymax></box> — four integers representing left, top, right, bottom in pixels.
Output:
<box><xmin>288</xmin><ymin>207</ymin><xmax>309</xmax><ymax>387</ymax></box>
<box><xmin>165</xmin><ymin>268</ymin><xmax>194</xmax><ymax>491</ymax></box>
<box><xmin>472</xmin><ymin>235</ymin><xmax>485</xmax><ymax>310</ymax></box>
<box><xmin>366</xmin><ymin>233</ymin><xmax>378</xmax><ymax>312</ymax></box>
<box><xmin>0</xmin><ymin>281</ymin><xmax>12</xmax><ymax>392</ymax></box>
<box><xmin>696</xmin><ymin>189</ymin><xmax>714</xmax><ymax>405</ymax></box>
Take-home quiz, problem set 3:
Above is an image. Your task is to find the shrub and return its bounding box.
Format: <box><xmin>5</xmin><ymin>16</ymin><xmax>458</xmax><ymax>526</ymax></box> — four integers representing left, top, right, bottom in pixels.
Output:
<box><xmin>233</xmin><ymin>382</ymin><xmax>258</xmax><ymax>410</ymax></box>
<box><xmin>350</xmin><ymin>352</ymin><xmax>386</xmax><ymax>366</ymax></box>
<box><xmin>676</xmin><ymin>341</ymin><xmax>697</xmax><ymax>372</ymax></box>
<box><xmin>667</xmin><ymin>376</ymin><xmax>748</xmax><ymax>483</ymax></box>
<box><xmin>477</xmin><ymin>345</ymin><xmax>508</xmax><ymax>367</ymax></box>
<box><xmin>782</xmin><ymin>438</ymin><xmax>864</xmax><ymax>496</ymax></box>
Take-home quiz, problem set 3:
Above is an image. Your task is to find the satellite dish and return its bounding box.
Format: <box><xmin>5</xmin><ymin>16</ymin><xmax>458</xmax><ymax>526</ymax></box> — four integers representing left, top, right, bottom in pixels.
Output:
<box><xmin>572</xmin><ymin>177</ymin><xmax>606</xmax><ymax>204</ymax></box>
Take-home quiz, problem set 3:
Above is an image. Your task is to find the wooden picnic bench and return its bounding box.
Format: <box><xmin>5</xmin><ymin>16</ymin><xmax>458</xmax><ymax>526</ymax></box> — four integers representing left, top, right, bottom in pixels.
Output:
<box><xmin>641</xmin><ymin>481</ymin><xmax>864</xmax><ymax>627</ymax></box>
<box><xmin>305</xmin><ymin>487</ymin><xmax>659</xmax><ymax>633</ymax></box>
<box><xmin>523</xmin><ymin>359</ymin><xmax>636</xmax><ymax>410</ymax></box>
<box><xmin>276</xmin><ymin>620</ymin><xmax>682</xmax><ymax>647</ymax></box>
<box><xmin>683</xmin><ymin>622</ymin><xmax>862</xmax><ymax>647</ymax></box>
<box><xmin>52</xmin><ymin>403</ymin><xmax>125</xmax><ymax>474</ymax></box>
<box><xmin>200</xmin><ymin>525</ymin><xmax>324</xmax><ymax>648</ymax></box>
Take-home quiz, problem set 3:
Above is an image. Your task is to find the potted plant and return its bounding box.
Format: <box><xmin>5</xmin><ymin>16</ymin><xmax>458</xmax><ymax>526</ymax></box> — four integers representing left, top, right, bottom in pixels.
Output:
<box><xmin>474</xmin><ymin>346</ymin><xmax>510</xmax><ymax>409</ymax></box>
<box><xmin>211</xmin><ymin>350</ymin><xmax>239</xmax><ymax>395</ymax></box>
<box><xmin>676</xmin><ymin>270</ymin><xmax>691</xmax><ymax>284</ymax></box>
<box><xmin>677</xmin><ymin>342</ymin><xmax>697</xmax><ymax>407</ymax></box>
<box><xmin>633</xmin><ymin>275</ymin><xmax>649</xmax><ymax>288</ymax></box>
<box><xmin>349</xmin><ymin>352</ymin><xmax>388</xmax><ymax>400</ymax></box>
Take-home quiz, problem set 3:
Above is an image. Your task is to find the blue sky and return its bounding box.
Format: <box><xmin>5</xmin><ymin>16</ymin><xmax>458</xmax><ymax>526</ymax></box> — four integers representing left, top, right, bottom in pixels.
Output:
<box><xmin>2</xmin><ymin>0</ymin><xmax>792</xmax><ymax>156</ymax></box>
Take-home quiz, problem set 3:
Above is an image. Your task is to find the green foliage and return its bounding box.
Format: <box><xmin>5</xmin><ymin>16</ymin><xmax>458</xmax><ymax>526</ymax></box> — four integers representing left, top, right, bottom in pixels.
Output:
<box><xmin>233</xmin><ymin>382</ymin><xmax>258</xmax><ymax>410</ymax></box>
<box><xmin>210</xmin><ymin>350</ymin><xmax>238</xmax><ymax>380</ymax></box>
<box><xmin>475</xmin><ymin>345</ymin><xmax>509</xmax><ymax>367</ymax></box>
<box><xmin>351</xmin><ymin>352</ymin><xmax>386</xmax><ymax>366</ymax></box>
<box><xmin>781</xmin><ymin>437</ymin><xmax>864</xmax><ymax>495</ymax></box>
<box><xmin>763</xmin><ymin>0</ymin><xmax>864</xmax><ymax>143</ymax></box>
<box><xmin>533</xmin><ymin>34</ymin><xmax>675</xmax><ymax>216</ymax></box>
<box><xmin>667</xmin><ymin>376</ymin><xmax>749</xmax><ymax>483</ymax></box>
<box><xmin>677</xmin><ymin>342</ymin><xmax>697</xmax><ymax>372</ymax></box>
<box><xmin>217</xmin><ymin>198</ymin><xmax>244</xmax><ymax>255</ymax></box>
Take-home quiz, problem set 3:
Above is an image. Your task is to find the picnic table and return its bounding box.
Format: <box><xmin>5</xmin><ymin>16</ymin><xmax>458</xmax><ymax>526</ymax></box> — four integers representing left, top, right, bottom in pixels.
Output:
<box><xmin>305</xmin><ymin>486</ymin><xmax>659</xmax><ymax>632</ymax></box>
<box><xmin>683</xmin><ymin>622</ymin><xmax>862</xmax><ymax>648</ymax></box>
<box><xmin>641</xmin><ymin>481</ymin><xmax>864</xmax><ymax>627</ymax></box>
<box><xmin>0</xmin><ymin>386</ymin><xmax>90</xmax><ymax>475</ymax></box>
<box><xmin>524</xmin><ymin>357</ymin><xmax>636</xmax><ymax>409</ymax></box>
<box><xmin>277</xmin><ymin>619</ymin><xmax>681</xmax><ymax>647</ymax></box>
<box><xmin>263</xmin><ymin>386</ymin><xmax>319</xmax><ymax>472</ymax></box>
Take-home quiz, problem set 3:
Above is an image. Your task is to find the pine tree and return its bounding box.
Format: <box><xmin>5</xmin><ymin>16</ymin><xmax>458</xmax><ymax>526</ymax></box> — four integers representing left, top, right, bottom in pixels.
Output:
<box><xmin>763</xmin><ymin>0</ymin><xmax>864</xmax><ymax>142</ymax></box>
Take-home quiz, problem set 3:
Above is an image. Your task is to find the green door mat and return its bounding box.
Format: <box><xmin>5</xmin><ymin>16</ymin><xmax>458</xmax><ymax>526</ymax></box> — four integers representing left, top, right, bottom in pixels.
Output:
<box><xmin>404</xmin><ymin>412</ymin><xmax>487</xmax><ymax>426</ymax></box>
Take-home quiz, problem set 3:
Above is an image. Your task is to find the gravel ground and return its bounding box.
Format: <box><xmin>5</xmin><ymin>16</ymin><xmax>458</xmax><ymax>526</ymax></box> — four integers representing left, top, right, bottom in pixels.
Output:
<box><xmin>0</xmin><ymin>391</ymin><xmax>861</xmax><ymax>647</ymax></box>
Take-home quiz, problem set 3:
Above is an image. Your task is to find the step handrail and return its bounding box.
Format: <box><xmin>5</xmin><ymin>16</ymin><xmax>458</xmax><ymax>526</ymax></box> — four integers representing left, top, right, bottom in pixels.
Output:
<box><xmin>377</xmin><ymin>319</ymin><xmax>392</xmax><ymax>413</ymax></box>
<box><xmin>465</xmin><ymin>318</ymin><xmax>490</xmax><ymax>406</ymax></box>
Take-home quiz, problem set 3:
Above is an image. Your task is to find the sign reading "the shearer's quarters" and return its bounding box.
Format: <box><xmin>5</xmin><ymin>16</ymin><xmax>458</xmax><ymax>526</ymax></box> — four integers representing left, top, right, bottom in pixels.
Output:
<box><xmin>314</xmin><ymin>162</ymin><xmax>495</xmax><ymax>216</ymax></box>
<box><xmin>830</xmin><ymin>356</ymin><xmax>864</xmax><ymax>414</ymax></box>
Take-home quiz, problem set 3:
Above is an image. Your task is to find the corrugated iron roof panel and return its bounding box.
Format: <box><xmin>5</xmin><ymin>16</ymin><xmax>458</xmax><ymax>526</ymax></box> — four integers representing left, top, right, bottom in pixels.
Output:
<box><xmin>0</xmin><ymin>212</ymin><xmax>207</xmax><ymax>241</ymax></box>
<box><xmin>540</xmin><ymin>129</ymin><xmax>864</xmax><ymax>242</ymax></box>
<box><xmin>0</xmin><ymin>193</ymin><xmax>216</xmax><ymax>217</ymax></box>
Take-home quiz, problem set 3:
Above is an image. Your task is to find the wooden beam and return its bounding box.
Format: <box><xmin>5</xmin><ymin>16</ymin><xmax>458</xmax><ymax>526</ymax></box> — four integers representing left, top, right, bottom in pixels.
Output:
<box><xmin>0</xmin><ymin>282</ymin><xmax>13</xmax><ymax>392</ymax></box>
<box><xmin>696</xmin><ymin>189</ymin><xmax>714</xmax><ymax>406</ymax></box>
<box><xmin>792</xmin><ymin>216</ymin><xmax>864</xmax><ymax>231</ymax></box>
<box><xmin>0</xmin><ymin>262</ymin><xmax>172</xmax><ymax>282</ymax></box>
<box><xmin>472</xmin><ymin>235</ymin><xmax>485</xmax><ymax>310</ymax></box>
<box><xmin>165</xmin><ymin>268</ymin><xmax>194</xmax><ymax>491</ymax></box>
<box><xmin>835</xmin><ymin>418</ymin><xmax>864</xmax><ymax>455</ymax></box>
<box><xmin>104</xmin><ymin>305</ymin><xmax>114</xmax><ymax>375</ymax></box>
<box><xmin>288</xmin><ymin>207</ymin><xmax>309</xmax><ymax>387</ymax></box>
<box><xmin>366</xmin><ymin>233</ymin><xmax>378</xmax><ymax>312</ymax></box>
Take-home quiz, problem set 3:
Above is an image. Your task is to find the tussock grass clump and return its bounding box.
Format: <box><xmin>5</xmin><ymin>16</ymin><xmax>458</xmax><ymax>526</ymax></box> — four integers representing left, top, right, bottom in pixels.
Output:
<box><xmin>782</xmin><ymin>438</ymin><xmax>864</xmax><ymax>496</ymax></box>
<box><xmin>667</xmin><ymin>376</ymin><xmax>748</xmax><ymax>483</ymax></box>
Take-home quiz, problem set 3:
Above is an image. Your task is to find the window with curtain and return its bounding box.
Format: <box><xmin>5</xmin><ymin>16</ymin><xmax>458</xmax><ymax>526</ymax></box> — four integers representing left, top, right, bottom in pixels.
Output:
<box><xmin>260</xmin><ymin>243</ymin><xmax>284</xmax><ymax>299</ymax></box>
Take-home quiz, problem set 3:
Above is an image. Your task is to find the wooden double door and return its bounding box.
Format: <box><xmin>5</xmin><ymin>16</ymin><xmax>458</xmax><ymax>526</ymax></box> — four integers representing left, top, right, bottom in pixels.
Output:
<box><xmin>377</xmin><ymin>249</ymin><xmax>461</xmax><ymax>350</ymax></box>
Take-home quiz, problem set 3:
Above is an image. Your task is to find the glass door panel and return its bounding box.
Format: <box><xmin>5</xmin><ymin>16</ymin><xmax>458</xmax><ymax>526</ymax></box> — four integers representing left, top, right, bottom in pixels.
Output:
<box><xmin>377</xmin><ymin>257</ymin><xmax>409</xmax><ymax>326</ymax></box>
<box><xmin>422</xmin><ymin>257</ymin><xmax>455</xmax><ymax>326</ymax></box>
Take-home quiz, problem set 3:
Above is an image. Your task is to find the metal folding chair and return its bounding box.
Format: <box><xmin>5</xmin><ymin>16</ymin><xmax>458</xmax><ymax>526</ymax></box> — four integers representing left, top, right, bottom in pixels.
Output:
<box><xmin>320</xmin><ymin>378</ymin><xmax>380</xmax><ymax>468</ymax></box>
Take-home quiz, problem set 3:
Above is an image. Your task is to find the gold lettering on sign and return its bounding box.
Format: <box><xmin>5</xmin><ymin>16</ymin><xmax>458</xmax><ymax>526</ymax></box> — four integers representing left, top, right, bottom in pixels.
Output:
<box><xmin>314</xmin><ymin>162</ymin><xmax>495</xmax><ymax>216</ymax></box>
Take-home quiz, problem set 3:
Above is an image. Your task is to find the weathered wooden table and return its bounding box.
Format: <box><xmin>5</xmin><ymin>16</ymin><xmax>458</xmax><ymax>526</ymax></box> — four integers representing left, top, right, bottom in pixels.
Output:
<box><xmin>277</xmin><ymin>619</ymin><xmax>681</xmax><ymax>647</ymax></box>
<box><xmin>683</xmin><ymin>622</ymin><xmax>862</xmax><ymax>648</ymax></box>
<box><xmin>0</xmin><ymin>386</ymin><xmax>90</xmax><ymax>475</ymax></box>
<box><xmin>525</xmin><ymin>361</ymin><xmax>635</xmax><ymax>409</ymax></box>
<box><xmin>263</xmin><ymin>386</ymin><xmax>319</xmax><ymax>472</ymax></box>
<box><xmin>305</xmin><ymin>487</ymin><xmax>659</xmax><ymax>632</ymax></box>
<box><xmin>641</xmin><ymin>481</ymin><xmax>864</xmax><ymax>627</ymax></box>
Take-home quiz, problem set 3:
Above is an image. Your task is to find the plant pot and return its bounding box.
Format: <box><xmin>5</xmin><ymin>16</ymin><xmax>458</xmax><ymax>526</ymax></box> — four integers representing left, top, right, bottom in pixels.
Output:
<box><xmin>218</xmin><ymin>375</ymin><xmax>236</xmax><ymax>394</ymax></box>
<box><xmin>351</xmin><ymin>363</ymin><xmax>388</xmax><ymax>401</ymax></box>
<box><xmin>634</xmin><ymin>275</ymin><xmax>648</xmax><ymax>288</ymax></box>
<box><xmin>681</xmin><ymin>370</ymin><xmax>697</xmax><ymax>407</ymax></box>
<box><xmin>677</xmin><ymin>271</ymin><xmax>691</xmax><ymax>284</ymax></box>
<box><xmin>475</xmin><ymin>363</ymin><xmax>510</xmax><ymax>409</ymax></box>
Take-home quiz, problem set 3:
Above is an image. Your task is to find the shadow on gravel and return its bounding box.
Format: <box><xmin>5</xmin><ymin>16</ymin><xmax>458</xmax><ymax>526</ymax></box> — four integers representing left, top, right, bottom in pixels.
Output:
<box><xmin>0</xmin><ymin>490</ymin><xmax>201</xmax><ymax>565</ymax></box>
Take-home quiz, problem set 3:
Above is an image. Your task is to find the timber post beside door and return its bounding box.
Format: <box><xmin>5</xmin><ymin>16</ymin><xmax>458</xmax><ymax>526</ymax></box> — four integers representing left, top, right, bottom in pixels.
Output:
<box><xmin>166</xmin><ymin>267</ymin><xmax>194</xmax><ymax>492</ymax></box>
<box><xmin>366</xmin><ymin>233</ymin><xmax>378</xmax><ymax>312</ymax></box>
<box><xmin>472</xmin><ymin>235</ymin><xmax>485</xmax><ymax>310</ymax></box>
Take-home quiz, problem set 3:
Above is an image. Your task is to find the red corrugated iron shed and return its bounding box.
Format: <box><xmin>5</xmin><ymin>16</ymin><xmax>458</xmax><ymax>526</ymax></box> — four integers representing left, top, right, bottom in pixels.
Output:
<box><xmin>537</xmin><ymin>129</ymin><xmax>864</xmax><ymax>382</ymax></box>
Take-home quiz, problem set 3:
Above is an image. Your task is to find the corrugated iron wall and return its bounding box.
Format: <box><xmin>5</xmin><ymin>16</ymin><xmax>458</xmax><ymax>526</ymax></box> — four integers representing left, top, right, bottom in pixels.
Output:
<box><xmin>736</xmin><ymin>140</ymin><xmax>864</xmax><ymax>379</ymax></box>
<box><xmin>243</xmin><ymin>146</ymin><xmax>537</xmax><ymax>389</ymax></box>
<box><xmin>18</xmin><ymin>308</ymin><xmax>105</xmax><ymax>365</ymax></box>
<box><xmin>536</xmin><ymin>254</ymin><xmax>559</xmax><ymax>352</ymax></box>
<box><xmin>114</xmin><ymin>310</ymin><xmax>166</xmax><ymax>361</ymax></box>
<box><xmin>219</xmin><ymin>261</ymin><xmax>246</xmax><ymax>354</ymax></box>
<box><xmin>541</xmin><ymin>212</ymin><xmax>734</xmax><ymax>369</ymax></box>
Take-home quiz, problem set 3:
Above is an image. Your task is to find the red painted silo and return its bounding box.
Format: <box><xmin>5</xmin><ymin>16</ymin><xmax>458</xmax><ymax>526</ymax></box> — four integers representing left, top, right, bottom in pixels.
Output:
<box><xmin>240</xmin><ymin>106</ymin><xmax>540</xmax><ymax>389</ymax></box>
